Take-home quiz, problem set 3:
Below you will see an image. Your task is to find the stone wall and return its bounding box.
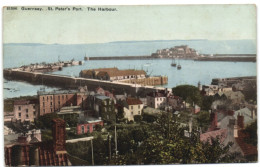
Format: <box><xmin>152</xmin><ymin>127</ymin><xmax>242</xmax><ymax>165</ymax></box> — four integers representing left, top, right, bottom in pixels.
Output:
<box><xmin>4</xmin><ymin>69</ymin><xmax>167</xmax><ymax>97</ymax></box>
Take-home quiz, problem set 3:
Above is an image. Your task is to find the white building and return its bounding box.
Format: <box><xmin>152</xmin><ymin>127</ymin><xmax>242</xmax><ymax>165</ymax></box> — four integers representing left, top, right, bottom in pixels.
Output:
<box><xmin>124</xmin><ymin>98</ymin><xmax>144</xmax><ymax>121</ymax></box>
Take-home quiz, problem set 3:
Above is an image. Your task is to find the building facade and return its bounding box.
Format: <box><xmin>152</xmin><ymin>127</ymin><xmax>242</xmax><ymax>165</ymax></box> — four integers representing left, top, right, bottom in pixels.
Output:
<box><xmin>13</xmin><ymin>99</ymin><xmax>39</xmax><ymax>122</ymax></box>
<box><xmin>146</xmin><ymin>91</ymin><xmax>167</xmax><ymax>109</ymax></box>
<box><xmin>124</xmin><ymin>98</ymin><xmax>144</xmax><ymax>121</ymax></box>
<box><xmin>38</xmin><ymin>89</ymin><xmax>88</xmax><ymax>116</ymax></box>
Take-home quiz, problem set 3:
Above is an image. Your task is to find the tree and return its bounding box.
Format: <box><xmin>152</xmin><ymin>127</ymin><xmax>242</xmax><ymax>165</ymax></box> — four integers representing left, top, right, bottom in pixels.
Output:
<box><xmin>195</xmin><ymin>110</ymin><xmax>210</xmax><ymax>132</ymax></box>
<box><xmin>202</xmin><ymin>96</ymin><xmax>214</xmax><ymax>111</ymax></box>
<box><xmin>35</xmin><ymin>113</ymin><xmax>59</xmax><ymax>129</ymax></box>
<box><xmin>172</xmin><ymin>85</ymin><xmax>203</xmax><ymax>107</ymax></box>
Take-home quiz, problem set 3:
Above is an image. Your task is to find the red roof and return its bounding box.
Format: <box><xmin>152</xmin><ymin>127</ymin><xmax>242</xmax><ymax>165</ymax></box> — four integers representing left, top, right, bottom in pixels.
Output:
<box><xmin>235</xmin><ymin>130</ymin><xmax>257</xmax><ymax>156</ymax></box>
<box><xmin>200</xmin><ymin>129</ymin><xmax>228</xmax><ymax>144</ymax></box>
<box><xmin>126</xmin><ymin>98</ymin><xmax>143</xmax><ymax>105</ymax></box>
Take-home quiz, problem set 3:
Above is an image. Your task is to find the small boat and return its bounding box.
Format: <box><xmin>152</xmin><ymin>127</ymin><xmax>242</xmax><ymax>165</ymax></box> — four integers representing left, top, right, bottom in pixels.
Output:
<box><xmin>177</xmin><ymin>59</ymin><xmax>181</xmax><ymax>70</ymax></box>
<box><xmin>171</xmin><ymin>57</ymin><xmax>176</xmax><ymax>67</ymax></box>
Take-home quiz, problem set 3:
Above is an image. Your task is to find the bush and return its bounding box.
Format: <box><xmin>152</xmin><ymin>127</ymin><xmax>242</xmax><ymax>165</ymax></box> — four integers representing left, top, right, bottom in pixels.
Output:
<box><xmin>134</xmin><ymin>115</ymin><xmax>142</xmax><ymax>123</ymax></box>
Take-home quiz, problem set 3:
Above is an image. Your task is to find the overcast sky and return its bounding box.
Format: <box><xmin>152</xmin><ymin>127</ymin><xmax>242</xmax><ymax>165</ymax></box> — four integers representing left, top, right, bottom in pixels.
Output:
<box><xmin>3</xmin><ymin>5</ymin><xmax>256</xmax><ymax>44</ymax></box>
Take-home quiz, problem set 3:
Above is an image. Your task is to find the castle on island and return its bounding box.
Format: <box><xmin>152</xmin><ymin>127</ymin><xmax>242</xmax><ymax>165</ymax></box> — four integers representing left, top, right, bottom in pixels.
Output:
<box><xmin>151</xmin><ymin>45</ymin><xmax>199</xmax><ymax>58</ymax></box>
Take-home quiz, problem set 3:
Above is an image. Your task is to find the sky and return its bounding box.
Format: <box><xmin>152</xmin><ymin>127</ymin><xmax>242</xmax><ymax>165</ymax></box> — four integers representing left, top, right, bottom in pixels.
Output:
<box><xmin>3</xmin><ymin>5</ymin><xmax>257</xmax><ymax>44</ymax></box>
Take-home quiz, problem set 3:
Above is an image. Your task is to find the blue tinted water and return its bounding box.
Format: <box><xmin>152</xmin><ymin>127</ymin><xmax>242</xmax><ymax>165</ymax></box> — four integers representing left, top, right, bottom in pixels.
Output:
<box><xmin>3</xmin><ymin>40</ymin><xmax>257</xmax><ymax>99</ymax></box>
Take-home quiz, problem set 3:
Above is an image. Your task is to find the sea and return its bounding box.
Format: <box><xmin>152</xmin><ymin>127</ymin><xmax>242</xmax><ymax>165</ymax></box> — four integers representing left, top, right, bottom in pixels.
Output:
<box><xmin>3</xmin><ymin>40</ymin><xmax>257</xmax><ymax>99</ymax></box>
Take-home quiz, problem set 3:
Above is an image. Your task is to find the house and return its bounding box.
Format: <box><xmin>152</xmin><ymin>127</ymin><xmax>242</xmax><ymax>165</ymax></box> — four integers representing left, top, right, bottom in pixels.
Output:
<box><xmin>123</xmin><ymin>98</ymin><xmax>144</xmax><ymax>121</ymax></box>
<box><xmin>4</xmin><ymin>119</ymin><xmax>71</xmax><ymax>166</ymax></box>
<box><xmin>88</xmin><ymin>94</ymin><xmax>116</xmax><ymax>122</ymax></box>
<box><xmin>168</xmin><ymin>95</ymin><xmax>183</xmax><ymax>110</ymax></box>
<box><xmin>234</xmin><ymin>107</ymin><xmax>256</xmax><ymax>127</ymax></box>
<box><xmin>147</xmin><ymin>91</ymin><xmax>167</xmax><ymax>109</ymax></box>
<box><xmin>80</xmin><ymin>67</ymin><xmax>146</xmax><ymax>81</ymax></box>
<box><xmin>77</xmin><ymin>116</ymin><xmax>103</xmax><ymax>135</ymax></box>
<box><xmin>95</xmin><ymin>87</ymin><xmax>115</xmax><ymax>100</ymax></box>
<box><xmin>217</xmin><ymin>91</ymin><xmax>245</xmax><ymax>104</ymax></box>
<box><xmin>13</xmin><ymin>99</ymin><xmax>39</xmax><ymax>122</ymax></box>
<box><xmin>37</xmin><ymin>88</ymin><xmax>88</xmax><ymax>116</ymax></box>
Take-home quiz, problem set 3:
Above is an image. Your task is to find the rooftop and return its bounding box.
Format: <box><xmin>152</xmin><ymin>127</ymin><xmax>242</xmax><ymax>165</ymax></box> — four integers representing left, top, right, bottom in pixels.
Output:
<box><xmin>37</xmin><ymin>89</ymin><xmax>79</xmax><ymax>96</ymax></box>
<box><xmin>14</xmin><ymin>99</ymin><xmax>38</xmax><ymax>105</ymax></box>
<box><xmin>126</xmin><ymin>98</ymin><xmax>143</xmax><ymax>105</ymax></box>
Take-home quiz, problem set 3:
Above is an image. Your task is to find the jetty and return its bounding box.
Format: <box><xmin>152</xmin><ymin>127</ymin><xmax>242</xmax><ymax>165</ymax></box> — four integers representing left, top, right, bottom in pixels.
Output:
<box><xmin>3</xmin><ymin>69</ymin><xmax>168</xmax><ymax>97</ymax></box>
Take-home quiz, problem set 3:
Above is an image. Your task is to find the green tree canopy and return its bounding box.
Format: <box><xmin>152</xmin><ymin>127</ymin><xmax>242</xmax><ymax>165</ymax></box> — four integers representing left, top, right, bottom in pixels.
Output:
<box><xmin>172</xmin><ymin>85</ymin><xmax>202</xmax><ymax>107</ymax></box>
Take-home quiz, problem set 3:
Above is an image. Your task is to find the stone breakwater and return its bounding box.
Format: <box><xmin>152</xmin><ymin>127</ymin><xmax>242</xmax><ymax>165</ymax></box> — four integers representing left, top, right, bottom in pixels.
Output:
<box><xmin>3</xmin><ymin>69</ymin><xmax>168</xmax><ymax>97</ymax></box>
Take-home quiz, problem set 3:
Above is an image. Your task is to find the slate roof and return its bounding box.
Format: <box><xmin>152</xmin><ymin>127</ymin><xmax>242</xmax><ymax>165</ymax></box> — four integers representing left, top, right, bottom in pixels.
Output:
<box><xmin>234</xmin><ymin>107</ymin><xmax>256</xmax><ymax>126</ymax></box>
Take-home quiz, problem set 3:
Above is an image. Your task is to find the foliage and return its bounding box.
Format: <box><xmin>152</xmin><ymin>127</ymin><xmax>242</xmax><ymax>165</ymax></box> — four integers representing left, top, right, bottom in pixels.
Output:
<box><xmin>201</xmin><ymin>95</ymin><xmax>214</xmax><ymax>111</ymax></box>
<box><xmin>41</xmin><ymin>129</ymin><xmax>53</xmax><ymax>142</ymax></box>
<box><xmin>195</xmin><ymin>110</ymin><xmax>210</xmax><ymax>132</ymax></box>
<box><xmin>134</xmin><ymin>115</ymin><xmax>142</xmax><ymax>123</ymax></box>
<box><xmin>60</xmin><ymin>113</ymin><xmax>78</xmax><ymax>127</ymax></box>
<box><xmin>142</xmin><ymin>113</ymin><xmax>157</xmax><ymax>123</ymax></box>
<box><xmin>4</xmin><ymin>96</ymin><xmax>37</xmax><ymax>112</ymax></box>
<box><xmin>34</xmin><ymin>113</ymin><xmax>59</xmax><ymax>129</ymax></box>
<box><xmin>172</xmin><ymin>85</ymin><xmax>202</xmax><ymax>107</ymax></box>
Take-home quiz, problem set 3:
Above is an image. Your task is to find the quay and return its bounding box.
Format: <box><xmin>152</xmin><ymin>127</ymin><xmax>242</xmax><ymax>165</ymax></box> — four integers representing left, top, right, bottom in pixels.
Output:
<box><xmin>3</xmin><ymin>69</ymin><xmax>167</xmax><ymax>97</ymax></box>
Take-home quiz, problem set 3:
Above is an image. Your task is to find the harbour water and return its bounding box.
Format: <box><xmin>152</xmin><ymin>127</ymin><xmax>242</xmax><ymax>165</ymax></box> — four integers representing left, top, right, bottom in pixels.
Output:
<box><xmin>4</xmin><ymin>59</ymin><xmax>256</xmax><ymax>99</ymax></box>
<box><xmin>3</xmin><ymin>40</ymin><xmax>257</xmax><ymax>99</ymax></box>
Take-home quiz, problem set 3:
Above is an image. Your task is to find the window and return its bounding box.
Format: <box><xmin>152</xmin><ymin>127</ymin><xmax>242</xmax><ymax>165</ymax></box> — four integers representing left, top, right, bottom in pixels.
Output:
<box><xmin>138</xmin><ymin>105</ymin><xmax>140</xmax><ymax>109</ymax></box>
<box><xmin>33</xmin><ymin>111</ymin><xmax>36</xmax><ymax>116</ymax></box>
<box><xmin>160</xmin><ymin>98</ymin><xmax>162</xmax><ymax>101</ymax></box>
<box><xmin>87</xmin><ymin>125</ymin><xmax>90</xmax><ymax>132</ymax></box>
<box><xmin>50</xmin><ymin>102</ymin><xmax>53</xmax><ymax>106</ymax></box>
<box><xmin>138</xmin><ymin>111</ymin><xmax>141</xmax><ymax>115</ymax></box>
<box><xmin>43</xmin><ymin>97</ymin><xmax>45</xmax><ymax>101</ymax></box>
<box><xmin>81</xmin><ymin>125</ymin><xmax>85</xmax><ymax>134</ymax></box>
<box><xmin>26</xmin><ymin>114</ymin><xmax>29</xmax><ymax>119</ymax></box>
<box><xmin>51</xmin><ymin>109</ymin><xmax>53</xmax><ymax>112</ymax></box>
<box><xmin>50</xmin><ymin>96</ymin><xmax>52</xmax><ymax>100</ymax></box>
<box><xmin>47</xmin><ymin>96</ymin><xmax>48</xmax><ymax>101</ymax></box>
<box><xmin>26</xmin><ymin>109</ymin><xmax>28</xmax><ymax>113</ymax></box>
<box><xmin>131</xmin><ymin>112</ymin><xmax>133</xmax><ymax>115</ymax></box>
<box><xmin>62</xmin><ymin>95</ymin><xmax>64</xmax><ymax>100</ymax></box>
<box><xmin>43</xmin><ymin>109</ymin><xmax>45</xmax><ymax>113</ymax></box>
<box><xmin>58</xmin><ymin>96</ymin><xmax>60</xmax><ymax>100</ymax></box>
<box><xmin>33</xmin><ymin>105</ymin><xmax>35</xmax><ymax>109</ymax></box>
<box><xmin>18</xmin><ymin>113</ymin><xmax>21</xmax><ymax>118</ymax></box>
<box><xmin>18</xmin><ymin>106</ymin><xmax>21</xmax><ymax>111</ymax></box>
<box><xmin>58</xmin><ymin>101</ymin><xmax>60</xmax><ymax>105</ymax></box>
<box><xmin>43</xmin><ymin>102</ymin><xmax>45</xmax><ymax>106</ymax></box>
<box><xmin>66</xmin><ymin>95</ymin><xmax>68</xmax><ymax>99</ymax></box>
<box><xmin>92</xmin><ymin>124</ymin><xmax>95</xmax><ymax>130</ymax></box>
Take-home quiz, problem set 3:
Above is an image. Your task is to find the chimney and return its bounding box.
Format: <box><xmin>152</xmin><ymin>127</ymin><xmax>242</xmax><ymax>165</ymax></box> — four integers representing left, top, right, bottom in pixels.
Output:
<box><xmin>210</xmin><ymin>112</ymin><xmax>218</xmax><ymax>130</ymax></box>
<box><xmin>52</xmin><ymin>118</ymin><xmax>66</xmax><ymax>153</ymax></box>
<box><xmin>237</xmin><ymin>113</ymin><xmax>244</xmax><ymax>129</ymax></box>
